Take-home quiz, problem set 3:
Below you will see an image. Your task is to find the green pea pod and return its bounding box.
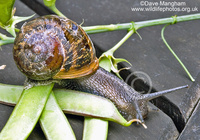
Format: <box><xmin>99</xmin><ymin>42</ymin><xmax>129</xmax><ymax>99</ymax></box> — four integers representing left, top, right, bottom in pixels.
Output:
<box><xmin>0</xmin><ymin>83</ymin><xmax>23</xmax><ymax>106</ymax></box>
<box><xmin>40</xmin><ymin>91</ymin><xmax>76</xmax><ymax>140</ymax></box>
<box><xmin>54</xmin><ymin>89</ymin><xmax>141</xmax><ymax>126</ymax></box>
<box><xmin>0</xmin><ymin>83</ymin><xmax>54</xmax><ymax>140</ymax></box>
<box><xmin>83</xmin><ymin>117</ymin><xmax>108</xmax><ymax>140</ymax></box>
<box><xmin>0</xmin><ymin>83</ymin><xmax>76</xmax><ymax>140</ymax></box>
<box><xmin>0</xmin><ymin>84</ymin><xmax>142</xmax><ymax>127</ymax></box>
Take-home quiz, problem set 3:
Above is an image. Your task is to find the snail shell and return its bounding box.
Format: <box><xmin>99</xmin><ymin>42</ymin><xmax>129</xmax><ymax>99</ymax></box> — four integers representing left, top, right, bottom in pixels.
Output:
<box><xmin>13</xmin><ymin>15</ymin><xmax>98</xmax><ymax>80</ymax></box>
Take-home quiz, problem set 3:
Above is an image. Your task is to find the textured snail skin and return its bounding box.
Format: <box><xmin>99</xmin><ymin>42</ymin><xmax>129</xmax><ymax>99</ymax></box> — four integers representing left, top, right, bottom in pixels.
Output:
<box><xmin>62</xmin><ymin>67</ymin><xmax>148</xmax><ymax>121</ymax></box>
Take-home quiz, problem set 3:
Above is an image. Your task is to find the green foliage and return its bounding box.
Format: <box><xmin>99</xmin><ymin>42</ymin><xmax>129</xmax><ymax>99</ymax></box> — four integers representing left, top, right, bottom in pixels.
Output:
<box><xmin>43</xmin><ymin>0</ymin><xmax>66</xmax><ymax>18</ymax></box>
<box><xmin>99</xmin><ymin>30</ymin><xmax>133</xmax><ymax>78</ymax></box>
<box><xmin>0</xmin><ymin>0</ymin><xmax>15</xmax><ymax>25</ymax></box>
<box><xmin>0</xmin><ymin>0</ymin><xmax>34</xmax><ymax>37</ymax></box>
<box><xmin>5</xmin><ymin>15</ymin><xmax>35</xmax><ymax>37</ymax></box>
<box><xmin>43</xmin><ymin>0</ymin><xmax>56</xmax><ymax>7</ymax></box>
<box><xmin>99</xmin><ymin>53</ymin><xmax>131</xmax><ymax>78</ymax></box>
<box><xmin>0</xmin><ymin>33</ymin><xmax>15</xmax><ymax>46</ymax></box>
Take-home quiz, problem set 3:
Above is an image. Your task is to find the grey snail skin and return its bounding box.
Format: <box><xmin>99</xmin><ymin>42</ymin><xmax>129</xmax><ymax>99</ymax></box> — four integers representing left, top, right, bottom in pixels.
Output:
<box><xmin>13</xmin><ymin>15</ymin><xmax>188</xmax><ymax>122</ymax></box>
<box><xmin>61</xmin><ymin>67</ymin><xmax>187</xmax><ymax>122</ymax></box>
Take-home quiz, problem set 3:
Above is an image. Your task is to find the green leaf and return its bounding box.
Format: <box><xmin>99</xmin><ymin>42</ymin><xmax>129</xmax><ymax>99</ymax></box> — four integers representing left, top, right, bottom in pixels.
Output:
<box><xmin>0</xmin><ymin>0</ymin><xmax>15</xmax><ymax>25</ymax></box>
<box><xmin>99</xmin><ymin>52</ymin><xmax>131</xmax><ymax>79</ymax></box>
<box><xmin>99</xmin><ymin>55</ymin><xmax>112</xmax><ymax>72</ymax></box>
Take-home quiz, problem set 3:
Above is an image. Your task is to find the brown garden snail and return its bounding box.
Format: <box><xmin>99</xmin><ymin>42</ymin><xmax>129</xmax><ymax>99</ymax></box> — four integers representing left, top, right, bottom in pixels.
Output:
<box><xmin>13</xmin><ymin>15</ymin><xmax>187</xmax><ymax>122</ymax></box>
<box><xmin>14</xmin><ymin>15</ymin><xmax>98</xmax><ymax>80</ymax></box>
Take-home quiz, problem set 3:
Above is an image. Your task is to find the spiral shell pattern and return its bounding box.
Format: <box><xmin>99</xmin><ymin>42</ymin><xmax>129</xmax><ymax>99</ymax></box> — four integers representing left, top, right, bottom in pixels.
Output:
<box><xmin>13</xmin><ymin>15</ymin><xmax>98</xmax><ymax>80</ymax></box>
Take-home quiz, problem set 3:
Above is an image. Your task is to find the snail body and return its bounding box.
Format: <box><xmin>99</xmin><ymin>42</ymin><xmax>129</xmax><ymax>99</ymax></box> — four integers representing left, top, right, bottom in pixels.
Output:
<box><xmin>62</xmin><ymin>67</ymin><xmax>148</xmax><ymax>121</ymax></box>
<box><xmin>13</xmin><ymin>15</ymin><xmax>187</xmax><ymax>122</ymax></box>
<box><xmin>61</xmin><ymin>67</ymin><xmax>187</xmax><ymax>121</ymax></box>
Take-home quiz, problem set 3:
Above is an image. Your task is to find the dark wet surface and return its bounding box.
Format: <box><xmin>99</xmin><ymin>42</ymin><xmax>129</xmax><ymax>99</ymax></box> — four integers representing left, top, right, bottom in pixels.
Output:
<box><xmin>0</xmin><ymin>0</ymin><xmax>199</xmax><ymax>139</ymax></box>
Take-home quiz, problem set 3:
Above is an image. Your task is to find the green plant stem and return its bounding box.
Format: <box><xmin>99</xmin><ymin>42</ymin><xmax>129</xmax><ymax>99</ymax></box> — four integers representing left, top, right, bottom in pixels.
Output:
<box><xmin>99</xmin><ymin>30</ymin><xmax>133</xmax><ymax>77</ymax></box>
<box><xmin>135</xmin><ymin>13</ymin><xmax>200</xmax><ymax>29</ymax></box>
<box><xmin>0</xmin><ymin>39</ymin><xmax>15</xmax><ymax>46</ymax></box>
<box><xmin>48</xmin><ymin>5</ymin><xmax>66</xmax><ymax>18</ymax></box>
<box><xmin>83</xmin><ymin>13</ymin><xmax>200</xmax><ymax>34</ymax></box>
<box><xmin>161</xmin><ymin>24</ymin><xmax>195</xmax><ymax>82</ymax></box>
<box><xmin>0</xmin><ymin>33</ymin><xmax>15</xmax><ymax>41</ymax></box>
<box><xmin>109</xmin><ymin>30</ymin><xmax>134</xmax><ymax>54</ymax></box>
<box><xmin>0</xmin><ymin>83</ymin><xmax>54</xmax><ymax>140</ymax></box>
<box><xmin>0</xmin><ymin>36</ymin><xmax>15</xmax><ymax>46</ymax></box>
<box><xmin>83</xmin><ymin>23</ymin><xmax>132</xmax><ymax>34</ymax></box>
<box><xmin>1</xmin><ymin>13</ymin><xmax>200</xmax><ymax>46</ymax></box>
